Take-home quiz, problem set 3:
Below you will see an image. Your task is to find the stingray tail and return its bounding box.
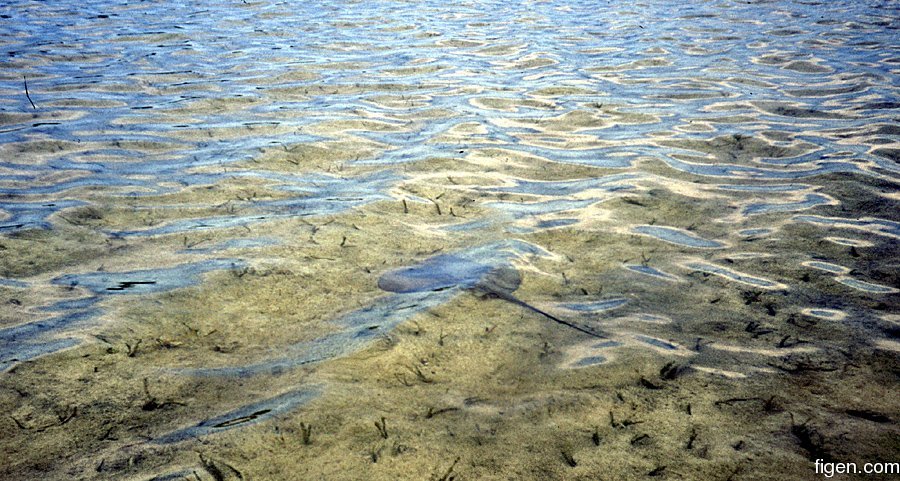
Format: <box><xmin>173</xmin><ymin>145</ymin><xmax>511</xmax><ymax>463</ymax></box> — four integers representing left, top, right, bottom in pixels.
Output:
<box><xmin>509</xmin><ymin>297</ymin><xmax>606</xmax><ymax>339</ymax></box>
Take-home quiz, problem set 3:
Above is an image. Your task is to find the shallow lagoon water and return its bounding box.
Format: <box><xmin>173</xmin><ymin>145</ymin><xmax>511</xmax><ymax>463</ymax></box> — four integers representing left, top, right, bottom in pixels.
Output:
<box><xmin>0</xmin><ymin>0</ymin><xmax>898</xmax><ymax>479</ymax></box>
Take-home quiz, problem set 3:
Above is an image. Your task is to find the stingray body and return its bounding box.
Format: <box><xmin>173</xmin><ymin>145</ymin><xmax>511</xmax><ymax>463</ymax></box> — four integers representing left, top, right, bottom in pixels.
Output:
<box><xmin>377</xmin><ymin>254</ymin><xmax>491</xmax><ymax>293</ymax></box>
<box><xmin>378</xmin><ymin>252</ymin><xmax>603</xmax><ymax>338</ymax></box>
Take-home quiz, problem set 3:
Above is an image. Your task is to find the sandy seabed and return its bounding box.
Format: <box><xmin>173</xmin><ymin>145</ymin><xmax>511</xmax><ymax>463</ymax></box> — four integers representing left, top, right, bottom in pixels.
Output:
<box><xmin>0</xmin><ymin>0</ymin><xmax>898</xmax><ymax>479</ymax></box>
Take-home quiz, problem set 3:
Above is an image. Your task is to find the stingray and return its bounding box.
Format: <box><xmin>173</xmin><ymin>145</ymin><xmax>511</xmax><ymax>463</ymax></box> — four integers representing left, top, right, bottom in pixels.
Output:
<box><xmin>378</xmin><ymin>253</ymin><xmax>604</xmax><ymax>338</ymax></box>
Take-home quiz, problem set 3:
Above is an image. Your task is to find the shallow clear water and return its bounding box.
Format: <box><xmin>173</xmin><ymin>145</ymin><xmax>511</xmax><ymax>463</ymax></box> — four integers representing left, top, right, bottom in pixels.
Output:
<box><xmin>1</xmin><ymin>0</ymin><xmax>898</xmax><ymax>479</ymax></box>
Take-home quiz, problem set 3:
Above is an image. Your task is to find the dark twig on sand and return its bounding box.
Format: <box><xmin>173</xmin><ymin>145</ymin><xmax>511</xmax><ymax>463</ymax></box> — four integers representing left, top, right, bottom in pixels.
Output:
<box><xmin>437</xmin><ymin>457</ymin><xmax>460</xmax><ymax>481</ymax></box>
<box><xmin>23</xmin><ymin>75</ymin><xmax>36</xmax><ymax>109</ymax></box>
<box><xmin>374</xmin><ymin>417</ymin><xmax>389</xmax><ymax>439</ymax></box>
<box><xmin>428</xmin><ymin>197</ymin><xmax>442</xmax><ymax>215</ymax></box>
<box><xmin>300</xmin><ymin>422</ymin><xmax>313</xmax><ymax>445</ymax></box>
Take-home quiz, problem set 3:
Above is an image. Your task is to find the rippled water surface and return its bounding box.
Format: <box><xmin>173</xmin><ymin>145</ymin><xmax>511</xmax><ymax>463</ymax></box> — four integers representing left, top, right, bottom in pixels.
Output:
<box><xmin>1</xmin><ymin>0</ymin><xmax>898</xmax><ymax>479</ymax></box>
